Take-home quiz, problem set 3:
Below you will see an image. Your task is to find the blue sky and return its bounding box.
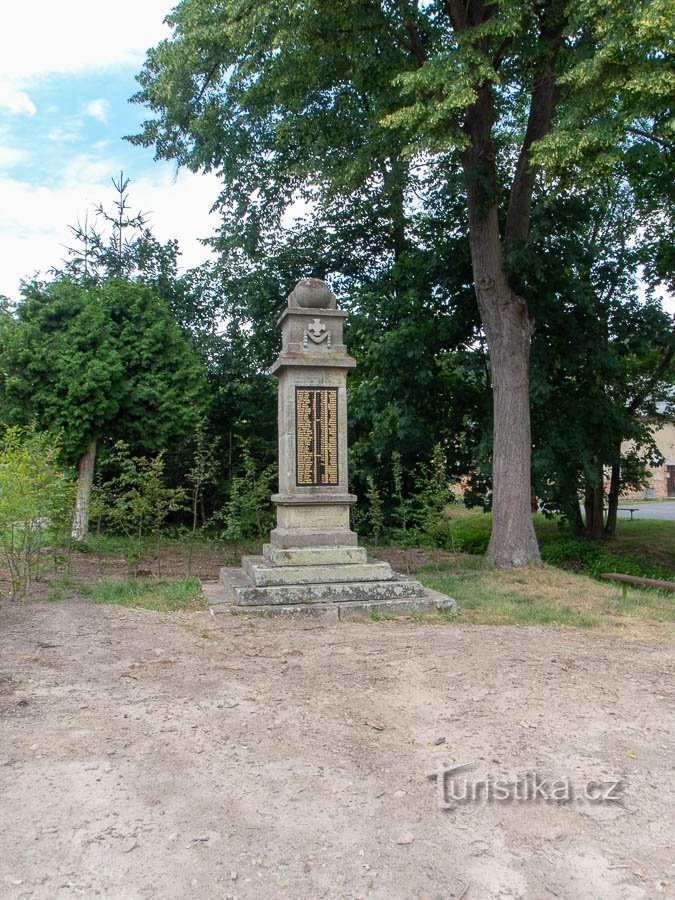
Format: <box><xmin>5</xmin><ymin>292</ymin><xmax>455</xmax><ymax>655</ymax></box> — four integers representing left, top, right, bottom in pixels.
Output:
<box><xmin>0</xmin><ymin>1</ymin><xmax>220</xmax><ymax>302</ymax></box>
<box><xmin>2</xmin><ymin>3</ymin><xmax>672</xmax><ymax>316</ymax></box>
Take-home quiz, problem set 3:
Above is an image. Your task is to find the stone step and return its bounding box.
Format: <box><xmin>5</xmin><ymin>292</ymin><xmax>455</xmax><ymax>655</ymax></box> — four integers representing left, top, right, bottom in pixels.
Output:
<box><xmin>209</xmin><ymin>589</ymin><xmax>457</xmax><ymax>622</ymax></box>
<box><xmin>262</xmin><ymin>544</ymin><xmax>368</xmax><ymax>567</ymax></box>
<box><xmin>217</xmin><ymin>567</ymin><xmax>427</xmax><ymax>606</ymax></box>
<box><xmin>241</xmin><ymin>556</ymin><xmax>395</xmax><ymax>587</ymax></box>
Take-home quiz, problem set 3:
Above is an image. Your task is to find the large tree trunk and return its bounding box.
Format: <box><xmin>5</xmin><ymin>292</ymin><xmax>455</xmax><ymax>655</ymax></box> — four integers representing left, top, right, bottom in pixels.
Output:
<box><xmin>447</xmin><ymin>3</ymin><xmax>564</xmax><ymax>567</ymax></box>
<box><xmin>462</xmin><ymin>89</ymin><xmax>541</xmax><ymax>568</ymax></box>
<box><xmin>478</xmin><ymin>275</ymin><xmax>541</xmax><ymax>567</ymax></box>
<box><xmin>71</xmin><ymin>439</ymin><xmax>97</xmax><ymax>542</ymax></box>
<box><xmin>584</xmin><ymin>460</ymin><xmax>605</xmax><ymax>540</ymax></box>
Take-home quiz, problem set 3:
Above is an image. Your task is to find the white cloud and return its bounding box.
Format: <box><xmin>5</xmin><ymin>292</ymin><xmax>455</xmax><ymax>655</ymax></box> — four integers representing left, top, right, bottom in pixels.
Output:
<box><xmin>0</xmin><ymin>146</ymin><xmax>30</xmax><ymax>169</ymax></box>
<box><xmin>0</xmin><ymin>84</ymin><xmax>36</xmax><ymax>116</ymax></box>
<box><xmin>46</xmin><ymin>125</ymin><xmax>81</xmax><ymax>144</ymax></box>
<box><xmin>0</xmin><ymin>163</ymin><xmax>221</xmax><ymax>301</ymax></box>
<box><xmin>2</xmin><ymin>2</ymin><xmax>174</xmax><ymax>84</ymax></box>
<box><xmin>83</xmin><ymin>99</ymin><xmax>109</xmax><ymax>123</ymax></box>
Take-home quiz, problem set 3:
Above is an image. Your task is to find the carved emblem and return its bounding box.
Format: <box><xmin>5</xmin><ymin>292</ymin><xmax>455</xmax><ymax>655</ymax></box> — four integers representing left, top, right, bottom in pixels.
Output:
<box><xmin>303</xmin><ymin>317</ymin><xmax>331</xmax><ymax>349</ymax></box>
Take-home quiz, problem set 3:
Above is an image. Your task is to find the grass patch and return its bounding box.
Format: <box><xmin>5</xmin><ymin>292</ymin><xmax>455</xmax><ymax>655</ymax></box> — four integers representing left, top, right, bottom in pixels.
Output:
<box><xmin>610</xmin><ymin>519</ymin><xmax>675</xmax><ymax>569</ymax></box>
<box><xmin>80</xmin><ymin>577</ymin><xmax>206</xmax><ymax>612</ymax></box>
<box><xmin>36</xmin><ymin>576</ymin><xmax>77</xmax><ymax>603</ymax></box>
<box><xmin>84</xmin><ymin>532</ymin><xmax>136</xmax><ymax>556</ymax></box>
<box><xmin>368</xmin><ymin>609</ymin><xmax>397</xmax><ymax>622</ymax></box>
<box><xmin>420</xmin><ymin>565</ymin><xmax>674</xmax><ymax>632</ymax></box>
<box><xmin>435</xmin><ymin>509</ymin><xmax>675</xmax><ymax>577</ymax></box>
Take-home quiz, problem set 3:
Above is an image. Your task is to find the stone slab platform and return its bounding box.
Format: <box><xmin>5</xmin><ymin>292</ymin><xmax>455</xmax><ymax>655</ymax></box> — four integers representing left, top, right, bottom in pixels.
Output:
<box><xmin>262</xmin><ymin>544</ymin><xmax>367</xmax><ymax>567</ymax></box>
<box><xmin>219</xmin><ymin>567</ymin><xmax>426</xmax><ymax>606</ymax></box>
<box><xmin>242</xmin><ymin>555</ymin><xmax>394</xmax><ymax>587</ymax></box>
<box><xmin>203</xmin><ymin>574</ymin><xmax>456</xmax><ymax>622</ymax></box>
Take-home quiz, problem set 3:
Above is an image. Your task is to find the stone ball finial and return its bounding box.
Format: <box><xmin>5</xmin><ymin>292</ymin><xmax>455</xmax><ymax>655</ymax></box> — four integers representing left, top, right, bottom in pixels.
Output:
<box><xmin>287</xmin><ymin>278</ymin><xmax>337</xmax><ymax>309</ymax></box>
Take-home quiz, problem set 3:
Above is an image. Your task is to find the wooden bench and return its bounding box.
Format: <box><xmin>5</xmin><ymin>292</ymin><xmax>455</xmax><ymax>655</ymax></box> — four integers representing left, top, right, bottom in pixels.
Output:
<box><xmin>603</xmin><ymin>506</ymin><xmax>640</xmax><ymax>520</ymax></box>
<box><xmin>601</xmin><ymin>572</ymin><xmax>675</xmax><ymax>601</ymax></box>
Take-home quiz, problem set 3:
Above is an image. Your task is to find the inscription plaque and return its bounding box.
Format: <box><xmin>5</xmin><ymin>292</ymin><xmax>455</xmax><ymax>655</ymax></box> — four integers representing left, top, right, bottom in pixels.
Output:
<box><xmin>295</xmin><ymin>387</ymin><xmax>339</xmax><ymax>486</ymax></box>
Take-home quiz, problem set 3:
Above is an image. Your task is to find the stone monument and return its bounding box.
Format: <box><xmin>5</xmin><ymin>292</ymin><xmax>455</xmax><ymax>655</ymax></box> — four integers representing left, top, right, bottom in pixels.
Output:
<box><xmin>206</xmin><ymin>278</ymin><xmax>456</xmax><ymax>621</ymax></box>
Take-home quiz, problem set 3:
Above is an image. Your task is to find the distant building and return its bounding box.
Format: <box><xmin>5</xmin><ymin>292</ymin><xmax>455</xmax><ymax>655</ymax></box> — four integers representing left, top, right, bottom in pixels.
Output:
<box><xmin>622</xmin><ymin>411</ymin><xmax>675</xmax><ymax>500</ymax></box>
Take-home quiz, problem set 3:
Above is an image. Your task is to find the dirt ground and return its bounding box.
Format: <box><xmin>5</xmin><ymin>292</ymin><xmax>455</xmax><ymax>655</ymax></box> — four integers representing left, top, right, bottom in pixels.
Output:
<box><xmin>1</xmin><ymin>584</ymin><xmax>673</xmax><ymax>900</ymax></box>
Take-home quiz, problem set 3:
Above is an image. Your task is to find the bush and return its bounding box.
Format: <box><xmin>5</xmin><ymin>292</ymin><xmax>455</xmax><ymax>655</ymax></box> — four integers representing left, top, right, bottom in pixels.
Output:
<box><xmin>0</xmin><ymin>426</ymin><xmax>74</xmax><ymax>598</ymax></box>
<box><xmin>389</xmin><ymin>444</ymin><xmax>457</xmax><ymax>548</ymax></box>
<box><xmin>216</xmin><ymin>444</ymin><xmax>276</xmax><ymax>544</ymax></box>
<box><xmin>540</xmin><ymin>537</ymin><xmax>674</xmax><ymax>581</ymax></box>
<box><xmin>443</xmin><ymin>515</ymin><xmax>492</xmax><ymax>555</ymax></box>
<box><xmin>96</xmin><ymin>442</ymin><xmax>186</xmax><ymax>574</ymax></box>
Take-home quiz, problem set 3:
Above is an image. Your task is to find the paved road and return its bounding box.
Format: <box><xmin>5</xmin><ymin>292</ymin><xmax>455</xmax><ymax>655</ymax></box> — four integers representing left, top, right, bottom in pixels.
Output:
<box><xmin>616</xmin><ymin>501</ymin><xmax>675</xmax><ymax>521</ymax></box>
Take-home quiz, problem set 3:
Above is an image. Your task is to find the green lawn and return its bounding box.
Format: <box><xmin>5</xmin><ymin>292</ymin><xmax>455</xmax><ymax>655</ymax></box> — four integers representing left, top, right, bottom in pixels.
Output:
<box><xmin>79</xmin><ymin>577</ymin><xmax>206</xmax><ymax>612</ymax></box>
<box><xmin>37</xmin><ymin>518</ymin><xmax>674</xmax><ymax>635</ymax></box>
<box><xmin>419</xmin><ymin>565</ymin><xmax>674</xmax><ymax>632</ymax></box>
<box><xmin>440</xmin><ymin>508</ymin><xmax>675</xmax><ymax>576</ymax></box>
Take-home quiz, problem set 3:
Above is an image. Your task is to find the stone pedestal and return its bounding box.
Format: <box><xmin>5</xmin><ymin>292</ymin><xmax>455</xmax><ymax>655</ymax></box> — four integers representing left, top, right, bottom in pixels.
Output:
<box><xmin>207</xmin><ymin>278</ymin><xmax>455</xmax><ymax>621</ymax></box>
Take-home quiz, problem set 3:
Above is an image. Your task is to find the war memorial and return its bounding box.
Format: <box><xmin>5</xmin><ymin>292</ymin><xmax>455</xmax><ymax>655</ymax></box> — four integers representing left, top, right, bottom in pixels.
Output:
<box><xmin>206</xmin><ymin>278</ymin><xmax>456</xmax><ymax>621</ymax></box>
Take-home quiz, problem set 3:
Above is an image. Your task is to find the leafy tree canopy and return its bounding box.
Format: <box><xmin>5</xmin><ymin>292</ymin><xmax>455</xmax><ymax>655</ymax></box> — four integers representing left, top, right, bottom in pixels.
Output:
<box><xmin>0</xmin><ymin>278</ymin><xmax>207</xmax><ymax>465</ymax></box>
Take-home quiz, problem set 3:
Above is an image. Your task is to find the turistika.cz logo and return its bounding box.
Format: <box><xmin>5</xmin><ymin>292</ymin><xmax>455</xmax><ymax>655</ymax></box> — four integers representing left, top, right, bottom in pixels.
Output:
<box><xmin>427</xmin><ymin>763</ymin><xmax>626</xmax><ymax>810</ymax></box>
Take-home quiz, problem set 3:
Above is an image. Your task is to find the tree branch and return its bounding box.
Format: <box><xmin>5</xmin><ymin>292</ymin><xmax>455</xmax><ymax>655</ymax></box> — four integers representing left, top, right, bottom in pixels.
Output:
<box><xmin>444</xmin><ymin>0</ymin><xmax>467</xmax><ymax>32</ymax></box>
<box><xmin>627</xmin><ymin>125</ymin><xmax>672</xmax><ymax>151</ymax></box>
<box><xmin>627</xmin><ymin>345</ymin><xmax>674</xmax><ymax>414</ymax></box>
<box><xmin>505</xmin><ymin>6</ymin><xmax>566</xmax><ymax>244</ymax></box>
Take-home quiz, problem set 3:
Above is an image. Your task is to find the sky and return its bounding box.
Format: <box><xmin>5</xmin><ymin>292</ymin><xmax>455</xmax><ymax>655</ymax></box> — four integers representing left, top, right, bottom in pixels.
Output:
<box><xmin>2</xmin><ymin>4</ymin><xmax>672</xmax><ymax>316</ymax></box>
<box><xmin>0</xmin><ymin>1</ymin><xmax>221</xmax><ymax>302</ymax></box>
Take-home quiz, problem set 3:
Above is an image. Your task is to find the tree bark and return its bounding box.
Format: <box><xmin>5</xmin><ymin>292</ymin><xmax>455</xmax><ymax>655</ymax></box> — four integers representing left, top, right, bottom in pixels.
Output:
<box><xmin>586</xmin><ymin>461</ymin><xmax>605</xmax><ymax>540</ymax></box>
<box><xmin>584</xmin><ymin>481</ymin><xmax>594</xmax><ymax>535</ymax></box>
<box><xmin>444</xmin><ymin>1</ymin><xmax>565</xmax><ymax>566</ymax></box>
<box><xmin>71</xmin><ymin>439</ymin><xmax>97</xmax><ymax>542</ymax></box>
<box><xmin>573</xmin><ymin>498</ymin><xmax>586</xmax><ymax>536</ymax></box>
<box><xmin>478</xmin><ymin>276</ymin><xmax>541</xmax><ymax>567</ymax></box>
<box><xmin>605</xmin><ymin>456</ymin><xmax>621</xmax><ymax>536</ymax></box>
<box><xmin>461</xmin><ymin>86</ymin><xmax>541</xmax><ymax>568</ymax></box>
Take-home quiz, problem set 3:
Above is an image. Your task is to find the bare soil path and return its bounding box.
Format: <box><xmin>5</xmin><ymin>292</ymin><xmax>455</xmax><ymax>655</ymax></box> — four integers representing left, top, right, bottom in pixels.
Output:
<box><xmin>1</xmin><ymin>598</ymin><xmax>672</xmax><ymax>899</ymax></box>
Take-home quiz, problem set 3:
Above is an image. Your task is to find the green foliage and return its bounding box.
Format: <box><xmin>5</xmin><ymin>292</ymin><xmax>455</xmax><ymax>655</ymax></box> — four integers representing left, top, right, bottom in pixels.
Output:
<box><xmin>540</xmin><ymin>538</ymin><xmax>675</xmax><ymax>582</ymax></box>
<box><xmin>217</xmin><ymin>444</ymin><xmax>276</xmax><ymax>544</ymax></box>
<box><xmin>97</xmin><ymin>442</ymin><xmax>187</xmax><ymax>574</ymax></box>
<box><xmin>80</xmin><ymin>576</ymin><xmax>205</xmax><ymax>612</ymax></box>
<box><xmin>387</xmin><ymin>445</ymin><xmax>457</xmax><ymax>548</ymax></box>
<box><xmin>0</xmin><ymin>426</ymin><xmax>74</xmax><ymax>598</ymax></box>
<box><xmin>363</xmin><ymin>476</ymin><xmax>385</xmax><ymax>550</ymax></box>
<box><xmin>0</xmin><ymin>278</ymin><xmax>207</xmax><ymax>467</ymax></box>
<box><xmin>525</xmin><ymin>181</ymin><xmax>675</xmax><ymax>529</ymax></box>
<box><xmin>186</xmin><ymin>419</ymin><xmax>219</xmax><ymax>530</ymax></box>
<box><xmin>439</xmin><ymin>513</ymin><xmax>493</xmax><ymax>556</ymax></box>
<box><xmin>130</xmin><ymin>0</ymin><xmax>674</xmax><ymax>567</ymax></box>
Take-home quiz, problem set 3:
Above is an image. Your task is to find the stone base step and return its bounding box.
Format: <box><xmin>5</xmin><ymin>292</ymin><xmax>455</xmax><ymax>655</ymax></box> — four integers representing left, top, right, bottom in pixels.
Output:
<box><xmin>217</xmin><ymin>566</ymin><xmax>426</xmax><ymax>606</ymax></box>
<box><xmin>262</xmin><ymin>544</ymin><xmax>368</xmax><ymax>567</ymax></box>
<box><xmin>240</xmin><ymin>556</ymin><xmax>395</xmax><ymax>587</ymax></box>
<box><xmin>204</xmin><ymin>580</ymin><xmax>456</xmax><ymax>622</ymax></box>
<box><xmin>269</xmin><ymin>527</ymin><xmax>358</xmax><ymax>549</ymax></box>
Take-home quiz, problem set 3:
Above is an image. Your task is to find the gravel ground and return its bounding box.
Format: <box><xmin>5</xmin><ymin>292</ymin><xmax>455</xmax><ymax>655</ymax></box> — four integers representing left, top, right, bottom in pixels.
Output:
<box><xmin>1</xmin><ymin>596</ymin><xmax>673</xmax><ymax>899</ymax></box>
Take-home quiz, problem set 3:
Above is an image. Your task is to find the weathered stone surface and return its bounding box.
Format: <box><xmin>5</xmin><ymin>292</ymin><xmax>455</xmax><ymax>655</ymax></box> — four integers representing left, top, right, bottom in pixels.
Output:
<box><xmin>218</xmin><ymin>566</ymin><xmax>429</xmax><ymax>606</ymax></box>
<box><xmin>274</xmin><ymin>501</ymin><xmax>353</xmax><ymax>532</ymax></box>
<box><xmin>242</xmin><ymin>556</ymin><xmax>395</xmax><ymax>587</ymax></box>
<box><xmin>287</xmin><ymin>278</ymin><xmax>336</xmax><ymax>309</ymax></box>
<box><xmin>269</xmin><ymin>527</ymin><xmax>359</xmax><ymax>549</ymax></box>
<box><xmin>262</xmin><ymin>544</ymin><xmax>367</xmax><ymax>567</ymax></box>
<box><xmin>201</xmin><ymin>580</ymin><xmax>230</xmax><ymax>607</ymax></box>
<box><xmin>336</xmin><ymin>592</ymin><xmax>456</xmax><ymax>621</ymax></box>
<box><xmin>230</xmin><ymin>602</ymin><xmax>339</xmax><ymax>621</ymax></box>
<box><xmin>209</xmin><ymin>571</ymin><xmax>456</xmax><ymax>619</ymax></box>
<box><xmin>204</xmin><ymin>279</ymin><xmax>457</xmax><ymax>623</ymax></box>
